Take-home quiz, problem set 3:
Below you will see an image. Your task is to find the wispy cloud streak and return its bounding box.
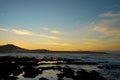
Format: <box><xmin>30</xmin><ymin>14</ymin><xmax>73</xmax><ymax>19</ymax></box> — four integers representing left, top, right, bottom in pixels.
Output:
<box><xmin>41</xmin><ymin>42</ymin><xmax>70</xmax><ymax>46</ymax></box>
<box><xmin>11</xmin><ymin>29</ymin><xmax>33</xmax><ymax>35</ymax></box>
<box><xmin>99</xmin><ymin>12</ymin><xmax>120</xmax><ymax>17</ymax></box>
<box><xmin>42</xmin><ymin>27</ymin><xmax>62</xmax><ymax>34</ymax></box>
<box><xmin>0</xmin><ymin>28</ymin><xmax>59</xmax><ymax>39</ymax></box>
<box><xmin>51</xmin><ymin>30</ymin><xmax>61</xmax><ymax>34</ymax></box>
<box><xmin>0</xmin><ymin>28</ymin><xmax>9</xmax><ymax>31</ymax></box>
<box><xmin>12</xmin><ymin>29</ymin><xmax>59</xmax><ymax>39</ymax></box>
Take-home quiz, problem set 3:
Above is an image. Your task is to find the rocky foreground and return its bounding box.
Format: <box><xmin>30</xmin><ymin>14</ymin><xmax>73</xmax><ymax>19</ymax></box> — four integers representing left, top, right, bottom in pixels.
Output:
<box><xmin>0</xmin><ymin>56</ymin><xmax>119</xmax><ymax>80</ymax></box>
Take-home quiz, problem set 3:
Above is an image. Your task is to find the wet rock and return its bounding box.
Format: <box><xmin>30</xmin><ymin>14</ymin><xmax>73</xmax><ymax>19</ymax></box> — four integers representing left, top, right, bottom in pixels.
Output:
<box><xmin>0</xmin><ymin>76</ymin><xmax>18</xmax><ymax>80</ymax></box>
<box><xmin>73</xmin><ymin>75</ymin><xmax>81</xmax><ymax>80</ymax></box>
<box><xmin>6</xmin><ymin>76</ymin><xmax>18</xmax><ymax>80</ymax></box>
<box><xmin>22</xmin><ymin>66</ymin><xmax>39</xmax><ymax>78</ymax></box>
<box><xmin>99</xmin><ymin>76</ymin><xmax>106</xmax><ymax>80</ymax></box>
<box><xmin>13</xmin><ymin>69</ymin><xmax>23</xmax><ymax>76</ymax></box>
<box><xmin>0</xmin><ymin>62</ymin><xmax>19</xmax><ymax>79</ymax></box>
<box><xmin>57</xmin><ymin>78</ymin><xmax>64</xmax><ymax>80</ymax></box>
<box><xmin>97</xmin><ymin>65</ymin><xmax>104</xmax><ymax>69</ymax></box>
<box><xmin>39</xmin><ymin>77</ymin><xmax>49</xmax><ymax>80</ymax></box>
<box><xmin>38</xmin><ymin>69</ymin><xmax>43</xmax><ymax>74</ymax></box>
<box><xmin>63</xmin><ymin>67</ymin><xmax>74</xmax><ymax>78</ymax></box>
<box><xmin>57</xmin><ymin>73</ymin><xmax>64</xmax><ymax>79</ymax></box>
<box><xmin>90</xmin><ymin>70</ymin><xmax>100</xmax><ymax>80</ymax></box>
<box><xmin>0</xmin><ymin>56</ymin><xmax>107</xmax><ymax>80</ymax></box>
<box><xmin>73</xmin><ymin>69</ymin><xmax>107</xmax><ymax>80</ymax></box>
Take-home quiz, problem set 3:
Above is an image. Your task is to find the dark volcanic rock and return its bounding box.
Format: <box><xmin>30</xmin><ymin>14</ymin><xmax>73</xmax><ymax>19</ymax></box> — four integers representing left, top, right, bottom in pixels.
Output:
<box><xmin>63</xmin><ymin>67</ymin><xmax>74</xmax><ymax>78</ymax></box>
<box><xmin>13</xmin><ymin>69</ymin><xmax>23</xmax><ymax>76</ymax></box>
<box><xmin>0</xmin><ymin>62</ymin><xmax>19</xmax><ymax>80</ymax></box>
<box><xmin>73</xmin><ymin>69</ymin><xmax>107</xmax><ymax>80</ymax></box>
<box><xmin>22</xmin><ymin>66</ymin><xmax>39</xmax><ymax>78</ymax></box>
<box><xmin>4</xmin><ymin>76</ymin><xmax>18</xmax><ymax>80</ymax></box>
<box><xmin>39</xmin><ymin>77</ymin><xmax>49</xmax><ymax>80</ymax></box>
<box><xmin>57</xmin><ymin>73</ymin><xmax>64</xmax><ymax>79</ymax></box>
<box><xmin>0</xmin><ymin>56</ymin><xmax>107</xmax><ymax>80</ymax></box>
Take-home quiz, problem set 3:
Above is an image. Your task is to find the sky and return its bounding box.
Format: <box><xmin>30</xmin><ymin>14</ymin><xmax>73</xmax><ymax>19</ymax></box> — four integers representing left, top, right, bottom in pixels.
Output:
<box><xmin>0</xmin><ymin>0</ymin><xmax>120</xmax><ymax>51</ymax></box>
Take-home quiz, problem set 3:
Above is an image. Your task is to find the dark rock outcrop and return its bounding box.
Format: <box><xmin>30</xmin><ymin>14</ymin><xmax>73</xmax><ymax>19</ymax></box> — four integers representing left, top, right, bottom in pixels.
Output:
<box><xmin>39</xmin><ymin>77</ymin><xmax>49</xmax><ymax>80</ymax></box>
<box><xmin>22</xmin><ymin>66</ymin><xmax>39</xmax><ymax>78</ymax></box>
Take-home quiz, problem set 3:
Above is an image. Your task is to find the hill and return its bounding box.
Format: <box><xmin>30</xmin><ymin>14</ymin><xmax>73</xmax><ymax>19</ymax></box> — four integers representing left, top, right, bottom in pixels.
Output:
<box><xmin>0</xmin><ymin>44</ymin><xmax>107</xmax><ymax>54</ymax></box>
<box><xmin>0</xmin><ymin>44</ymin><xmax>28</xmax><ymax>53</ymax></box>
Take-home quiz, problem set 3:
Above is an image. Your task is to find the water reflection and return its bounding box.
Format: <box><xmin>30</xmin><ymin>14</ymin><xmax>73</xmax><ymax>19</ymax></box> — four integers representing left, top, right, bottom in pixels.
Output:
<box><xmin>0</xmin><ymin>55</ymin><xmax>119</xmax><ymax>80</ymax></box>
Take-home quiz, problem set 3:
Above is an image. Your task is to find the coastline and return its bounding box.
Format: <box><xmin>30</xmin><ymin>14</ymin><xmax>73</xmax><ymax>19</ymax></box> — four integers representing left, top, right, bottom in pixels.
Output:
<box><xmin>0</xmin><ymin>55</ymin><xmax>119</xmax><ymax>80</ymax></box>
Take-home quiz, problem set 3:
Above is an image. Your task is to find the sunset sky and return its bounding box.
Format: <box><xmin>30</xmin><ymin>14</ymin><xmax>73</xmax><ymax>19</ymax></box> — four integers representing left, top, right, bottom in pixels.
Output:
<box><xmin>0</xmin><ymin>0</ymin><xmax>120</xmax><ymax>51</ymax></box>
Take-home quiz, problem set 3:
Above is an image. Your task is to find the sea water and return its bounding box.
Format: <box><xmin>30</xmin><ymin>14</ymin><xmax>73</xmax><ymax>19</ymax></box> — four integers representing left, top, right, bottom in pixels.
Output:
<box><xmin>0</xmin><ymin>53</ymin><xmax>120</xmax><ymax>80</ymax></box>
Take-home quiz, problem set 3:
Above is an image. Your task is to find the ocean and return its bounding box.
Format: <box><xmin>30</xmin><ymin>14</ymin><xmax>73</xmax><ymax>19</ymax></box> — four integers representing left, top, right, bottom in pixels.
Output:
<box><xmin>0</xmin><ymin>53</ymin><xmax>120</xmax><ymax>80</ymax></box>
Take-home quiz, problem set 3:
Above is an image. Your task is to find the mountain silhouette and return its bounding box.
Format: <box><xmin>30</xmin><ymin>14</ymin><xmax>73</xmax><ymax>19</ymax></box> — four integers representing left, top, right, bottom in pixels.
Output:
<box><xmin>0</xmin><ymin>44</ymin><xmax>28</xmax><ymax>53</ymax></box>
<box><xmin>0</xmin><ymin>44</ymin><xmax>107</xmax><ymax>54</ymax></box>
<box><xmin>0</xmin><ymin>44</ymin><xmax>50</xmax><ymax>53</ymax></box>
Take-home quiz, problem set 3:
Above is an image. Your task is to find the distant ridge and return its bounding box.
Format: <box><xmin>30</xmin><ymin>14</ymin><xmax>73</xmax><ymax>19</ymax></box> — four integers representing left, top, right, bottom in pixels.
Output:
<box><xmin>0</xmin><ymin>44</ymin><xmax>107</xmax><ymax>54</ymax></box>
<box><xmin>0</xmin><ymin>44</ymin><xmax>28</xmax><ymax>53</ymax></box>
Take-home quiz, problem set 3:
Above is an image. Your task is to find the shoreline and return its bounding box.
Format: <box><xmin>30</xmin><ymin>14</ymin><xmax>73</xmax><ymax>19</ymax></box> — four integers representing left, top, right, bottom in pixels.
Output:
<box><xmin>0</xmin><ymin>56</ymin><xmax>119</xmax><ymax>80</ymax></box>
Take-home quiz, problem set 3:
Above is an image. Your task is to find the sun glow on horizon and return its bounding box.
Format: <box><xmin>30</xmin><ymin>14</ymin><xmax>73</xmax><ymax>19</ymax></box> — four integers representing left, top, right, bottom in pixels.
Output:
<box><xmin>0</xmin><ymin>0</ymin><xmax>120</xmax><ymax>51</ymax></box>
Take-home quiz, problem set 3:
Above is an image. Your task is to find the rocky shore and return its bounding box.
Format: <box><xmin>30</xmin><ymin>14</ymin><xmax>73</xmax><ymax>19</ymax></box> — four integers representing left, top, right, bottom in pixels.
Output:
<box><xmin>0</xmin><ymin>56</ymin><xmax>112</xmax><ymax>80</ymax></box>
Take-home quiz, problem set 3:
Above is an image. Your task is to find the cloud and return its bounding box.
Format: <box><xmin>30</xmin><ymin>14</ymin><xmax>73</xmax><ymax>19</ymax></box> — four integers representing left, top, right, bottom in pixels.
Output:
<box><xmin>46</xmin><ymin>36</ymin><xmax>59</xmax><ymax>39</ymax></box>
<box><xmin>42</xmin><ymin>42</ymin><xmax>70</xmax><ymax>46</ymax></box>
<box><xmin>93</xmin><ymin>12</ymin><xmax>120</xmax><ymax>33</ymax></box>
<box><xmin>102</xmin><ymin>19</ymin><xmax>120</xmax><ymax>28</ymax></box>
<box><xmin>35</xmin><ymin>34</ymin><xmax>59</xmax><ymax>39</ymax></box>
<box><xmin>92</xmin><ymin>12</ymin><xmax>120</xmax><ymax>40</ymax></box>
<box><xmin>12</xmin><ymin>29</ymin><xmax>59</xmax><ymax>39</ymax></box>
<box><xmin>0</xmin><ymin>28</ymin><xmax>9</xmax><ymax>31</ymax></box>
<box><xmin>51</xmin><ymin>30</ymin><xmax>61</xmax><ymax>34</ymax></box>
<box><xmin>42</xmin><ymin>27</ymin><xmax>62</xmax><ymax>34</ymax></box>
<box><xmin>99</xmin><ymin>12</ymin><xmax>120</xmax><ymax>17</ymax></box>
<box><xmin>42</xmin><ymin>27</ymin><xmax>49</xmax><ymax>31</ymax></box>
<box><xmin>93</xmin><ymin>24</ymin><xmax>120</xmax><ymax>38</ymax></box>
<box><xmin>0</xmin><ymin>28</ymin><xmax>59</xmax><ymax>40</ymax></box>
<box><xmin>51</xmin><ymin>42</ymin><xmax>70</xmax><ymax>46</ymax></box>
<box><xmin>82</xmin><ymin>38</ymin><xmax>103</xmax><ymax>45</ymax></box>
<box><xmin>93</xmin><ymin>26</ymin><xmax>107</xmax><ymax>33</ymax></box>
<box><xmin>11</xmin><ymin>29</ymin><xmax>33</xmax><ymax>35</ymax></box>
